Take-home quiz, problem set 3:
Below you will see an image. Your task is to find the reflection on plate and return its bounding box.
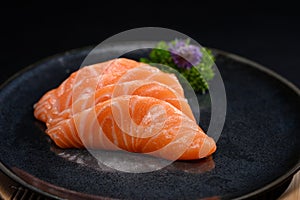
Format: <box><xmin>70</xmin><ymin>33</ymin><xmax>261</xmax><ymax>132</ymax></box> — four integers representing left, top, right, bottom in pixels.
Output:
<box><xmin>50</xmin><ymin>144</ymin><xmax>215</xmax><ymax>174</ymax></box>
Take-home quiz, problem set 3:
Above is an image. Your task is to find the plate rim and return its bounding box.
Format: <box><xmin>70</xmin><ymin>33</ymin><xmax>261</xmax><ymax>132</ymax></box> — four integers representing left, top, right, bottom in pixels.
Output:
<box><xmin>214</xmin><ymin>49</ymin><xmax>300</xmax><ymax>200</ymax></box>
<box><xmin>0</xmin><ymin>44</ymin><xmax>299</xmax><ymax>200</ymax></box>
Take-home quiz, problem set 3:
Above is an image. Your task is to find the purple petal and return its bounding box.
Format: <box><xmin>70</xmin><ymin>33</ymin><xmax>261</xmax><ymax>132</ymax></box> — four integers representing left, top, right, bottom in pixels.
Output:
<box><xmin>168</xmin><ymin>39</ymin><xmax>202</xmax><ymax>69</ymax></box>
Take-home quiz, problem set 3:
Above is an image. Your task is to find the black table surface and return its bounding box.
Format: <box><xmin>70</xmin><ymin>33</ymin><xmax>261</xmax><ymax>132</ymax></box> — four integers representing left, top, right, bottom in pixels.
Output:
<box><xmin>0</xmin><ymin>5</ymin><xmax>299</xmax><ymax>199</ymax></box>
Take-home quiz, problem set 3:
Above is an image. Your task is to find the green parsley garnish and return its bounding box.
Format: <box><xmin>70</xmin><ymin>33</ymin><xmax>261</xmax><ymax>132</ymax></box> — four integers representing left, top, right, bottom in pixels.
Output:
<box><xmin>140</xmin><ymin>39</ymin><xmax>215</xmax><ymax>93</ymax></box>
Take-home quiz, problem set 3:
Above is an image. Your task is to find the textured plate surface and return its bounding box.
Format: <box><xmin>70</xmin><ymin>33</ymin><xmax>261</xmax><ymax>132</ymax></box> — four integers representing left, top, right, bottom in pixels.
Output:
<box><xmin>0</xmin><ymin>44</ymin><xmax>299</xmax><ymax>200</ymax></box>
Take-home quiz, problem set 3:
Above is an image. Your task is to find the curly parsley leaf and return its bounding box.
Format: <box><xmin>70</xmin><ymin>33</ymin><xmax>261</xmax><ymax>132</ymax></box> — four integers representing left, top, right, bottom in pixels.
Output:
<box><xmin>140</xmin><ymin>40</ymin><xmax>215</xmax><ymax>93</ymax></box>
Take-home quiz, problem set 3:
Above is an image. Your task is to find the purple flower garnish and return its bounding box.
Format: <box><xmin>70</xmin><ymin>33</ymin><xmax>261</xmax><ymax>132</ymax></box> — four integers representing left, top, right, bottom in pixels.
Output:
<box><xmin>168</xmin><ymin>39</ymin><xmax>202</xmax><ymax>69</ymax></box>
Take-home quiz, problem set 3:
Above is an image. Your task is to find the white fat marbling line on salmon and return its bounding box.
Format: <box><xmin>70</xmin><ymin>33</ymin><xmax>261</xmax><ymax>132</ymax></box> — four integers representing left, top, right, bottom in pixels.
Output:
<box><xmin>111</xmin><ymin>96</ymin><xmax>161</xmax><ymax>139</ymax></box>
<box><xmin>34</xmin><ymin>92</ymin><xmax>58</xmax><ymax>122</ymax></box>
<box><xmin>46</xmin><ymin>109</ymin><xmax>70</xmax><ymax>127</ymax></box>
<box><xmin>112</xmin><ymin>81</ymin><xmax>143</xmax><ymax>97</ymax></box>
<box><xmin>149</xmin><ymin>73</ymin><xmax>184</xmax><ymax>97</ymax></box>
<box><xmin>72</xmin><ymin>80</ymin><xmax>98</xmax><ymax>104</ymax></box>
<box><xmin>82</xmin><ymin>101</ymin><xmax>114</xmax><ymax>149</ymax></box>
<box><xmin>47</xmin><ymin>119</ymin><xmax>76</xmax><ymax>148</ymax></box>
<box><xmin>98</xmin><ymin>118</ymin><xmax>118</xmax><ymax>150</ymax></box>
<box><xmin>75</xmin><ymin>94</ymin><xmax>90</xmax><ymax>111</ymax></box>
<box><xmin>67</xmin><ymin>118</ymin><xmax>82</xmax><ymax>147</ymax></box>
<box><xmin>46</xmin><ymin>125</ymin><xmax>70</xmax><ymax>148</ymax></box>
<box><xmin>112</xmin><ymin>80</ymin><xmax>182</xmax><ymax>99</ymax></box>
<box><xmin>87</xmin><ymin>116</ymin><xmax>96</xmax><ymax>148</ymax></box>
<box><xmin>71</xmin><ymin>60</ymin><xmax>112</xmax><ymax>90</ymax></box>
<box><xmin>95</xmin><ymin>93</ymin><xmax>111</xmax><ymax>102</ymax></box>
<box><xmin>111</xmin><ymin>99</ymin><xmax>132</xmax><ymax>136</ymax></box>
<box><xmin>33</xmin><ymin>105</ymin><xmax>46</xmax><ymax>121</ymax></box>
<box><xmin>57</xmin><ymin>81</ymin><xmax>67</xmax><ymax>97</ymax></box>
<box><xmin>64</xmin><ymin>120</ymin><xmax>81</xmax><ymax>147</ymax></box>
<box><xmin>74</xmin><ymin>109</ymin><xmax>89</xmax><ymax>142</ymax></box>
<box><xmin>85</xmin><ymin>107</ymin><xmax>105</xmax><ymax>148</ymax></box>
<box><xmin>198</xmin><ymin>137</ymin><xmax>215</xmax><ymax>158</ymax></box>
<box><xmin>116</xmin><ymin>65</ymin><xmax>184</xmax><ymax>97</ymax></box>
<box><xmin>136</xmin><ymin>104</ymin><xmax>167</xmax><ymax>138</ymax></box>
<box><xmin>63</xmin><ymin>89</ymin><xmax>73</xmax><ymax>110</ymax></box>
<box><xmin>139</xmin><ymin>105</ymin><xmax>198</xmax><ymax>152</ymax></box>
<box><xmin>85</xmin><ymin>102</ymin><xmax>119</xmax><ymax>150</ymax></box>
<box><xmin>121</xmin><ymin>121</ymin><xmax>129</xmax><ymax>149</ymax></box>
<box><xmin>146</xmin><ymin>122</ymin><xmax>197</xmax><ymax>160</ymax></box>
<box><xmin>107</xmin><ymin>117</ymin><xmax>119</xmax><ymax>146</ymax></box>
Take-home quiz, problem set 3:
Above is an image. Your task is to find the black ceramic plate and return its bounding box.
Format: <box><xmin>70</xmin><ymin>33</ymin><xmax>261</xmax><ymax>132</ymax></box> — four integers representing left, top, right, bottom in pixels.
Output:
<box><xmin>0</xmin><ymin>43</ymin><xmax>299</xmax><ymax>200</ymax></box>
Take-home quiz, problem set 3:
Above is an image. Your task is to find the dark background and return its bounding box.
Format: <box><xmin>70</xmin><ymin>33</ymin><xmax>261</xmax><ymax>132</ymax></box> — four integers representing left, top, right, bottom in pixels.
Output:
<box><xmin>1</xmin><ymin>5</ymin><xmax>299</xmax><ymax>87</ymax></box>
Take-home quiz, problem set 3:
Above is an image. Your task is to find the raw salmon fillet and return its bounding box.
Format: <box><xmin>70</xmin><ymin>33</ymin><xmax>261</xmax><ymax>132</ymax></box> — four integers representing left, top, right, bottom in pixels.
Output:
<box><xmin>34</xmin><ymin>58</ymin><xmax>144</xmax><ymax>123</ymax></box>
<box><xmin>34</xmin><ymin>58</ymin><xmax>185</xmax><ymax>124</ymax></box>
<box><xmin>34</xmin><ymin>58</ymin><xmax>216</xmax><ymax>160</ymax></box>
<box><xmin>44</xmin><ymin>80</ymin><xmax>195</xmax><ymax>130</ymax></box>
<box><xmin>47</xmin><ymin>95</ymin><xmax>216</xmax><ymax>160</ymax></box>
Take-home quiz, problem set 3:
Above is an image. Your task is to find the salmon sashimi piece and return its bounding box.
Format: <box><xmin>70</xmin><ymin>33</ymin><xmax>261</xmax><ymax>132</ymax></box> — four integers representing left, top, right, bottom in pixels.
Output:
<box><xmin>46</xmin><ymin>95</ymin><xmax>216</xmax><ymax>160</ymax></box>
<box><xmin>34</xmin><ymin>60</ymin><xmax>188</xmax><ymax>127</ymax></box>
<box><xmin>45</xmin><ymin>80</ymin><xmax>196</xmax><ymax>129</ymax></box>
<box><xmin>34</xmin><ymin>58</ymin><xmax>143</xmax><ymax>123</ymax></box>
